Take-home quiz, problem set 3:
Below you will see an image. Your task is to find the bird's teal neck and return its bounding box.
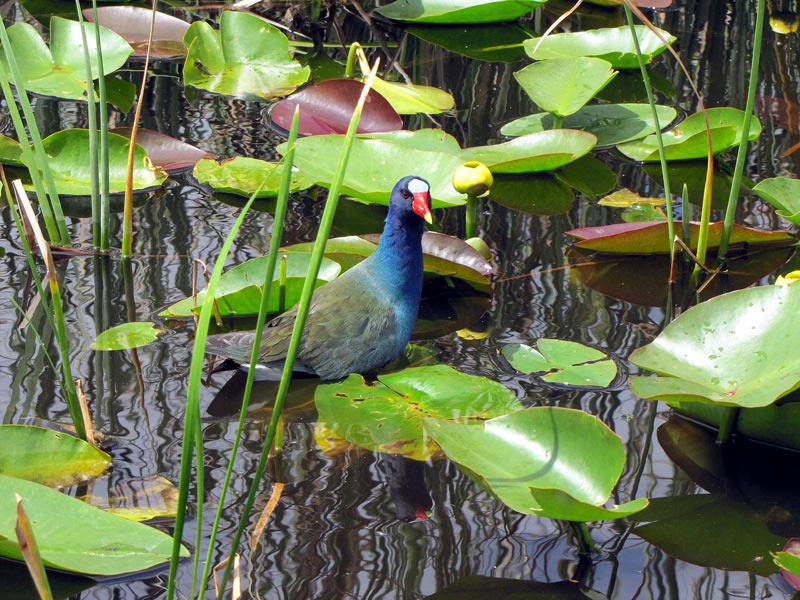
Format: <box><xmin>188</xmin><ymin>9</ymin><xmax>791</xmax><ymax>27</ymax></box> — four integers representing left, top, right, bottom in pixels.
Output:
<box><xmin>371</xmin><ymin>208</ymin><xmax>425</xmax><ymax>308</ymax></box>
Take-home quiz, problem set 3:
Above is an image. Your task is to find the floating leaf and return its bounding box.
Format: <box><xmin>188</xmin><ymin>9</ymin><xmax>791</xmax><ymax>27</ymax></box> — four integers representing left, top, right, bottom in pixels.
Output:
<box><xmin>462</xmin><ymin>130</ymin><xmax>597</xmax><ymax>174</ymax></box>
<box><xmin>93</xmin><ymin>322</ymin><xmax>164</xmax><ymax>351</ymax></box>
<box><xmin>407</xmin><ymin>24</ymin><xmax>530</xmax><ymax>62</ymax></box>
<box><xmin>489</xmin><ymin>174</ymin><xmax>575</xmax><ymax>215</ymax></box>
<box><xmin>0</xmin><ymin>474</ymin><xmax>188</xmax><ymax>575</ymax></box>
<box><xmin>501</xmin><ymin>103</ymin><xmax>678</xmax><ymax>146</ymax></box>
<box><xmin>566</xmin><ymin>220</ymin><xmax>792</xmax><ymax>254</ymax></box>
<box><xmin>630</xmin><ymin>284</ymin><xmax>800</xmax><ymax>409</ymax></box>
<box><xmin>112</xmin><ymin>128</ymin><xmax>215</xmax><ymax>173</ymax></box>
<box><xmin>616</xmin><ymin>108</ymin><xmax>762</xmax><ymax>161</ymax></box>
<box><xmin>644</xmin><ymin>159</ymin><xmax>752</xmax><ymax>211</ymax></box>
<box><xmin>183</xmin><ymin>11</ymin><xmax>309</xmax><ymax>100</ymax></box>
<box><xmin>514</xmin><ymin>57</ymin><xmax>617</xmax><ymax>117</ymax></box>
<box><xmin>502</xmin><ymin>340</ymin><xmax>617</xmax><ymax>387</ymax></box>
<box><xmin>83</xmin><ymin>6</ymin><xmax>189</xmax><ymax>59</ymax></box>
<box><xmin>632</xmin><ymin>494</ymin><xmax>784</xmax><ymax>576</ymax></box>
<box><xmin>0</xmin><ymin>133</ymin><xmax>23</xmax><ymax>165</ymax></box>
<box><xmin>160</xmin><ymin>254</ymin><xmax>341</xmax><ymax>318</ymax></box>
<box><xmin>269</xmin><ymin>78</ymin><xmax>402</xmax><ymax>135</ymax></box>
<box><xmin>753</xmin><ymin>177</ymin><xmax>800</xmax><ymax>225</ymax></box>
<box><xmin>281</xmin><ymin>131</ymin><xmax>466</xmax><ymax>206</ymax></box>
<box><xmin>599</xmin><ymin>188</ymin><xmax>665</xmax><ymax>207</ymax></box>
<box><xmin>375</xmin><ymin>0</ymin><xmax>544</xmax><ymax>24</ymax></box>
<box><xmin>776</xmin><ymin>539</ymin><xmax>800</xmax><ymax>590</ymax></box>
<box><xmin>193</xmin><ymin>157</ymin><xmax>313</xmax><ymax>197</ymax></box>
<box><xmin>369</xmin><ymin>77</ymin><xmax>455</xmax><ymax>115</ymax></box>
<box><xmin>3</xmin><ymin>17</ymin><xmax>132</xmax><ymax>100</ymax></box>
<box><xmin>524</xmin><ymin>25</ymin><xmax>675</xmax><ymax>69</ymax></box>
<box><xmin>82</xmin><ymin>476</ymin><xmax>179</xmax><ymax>522</ymax></box>
<box><xmin>0</xmin><ymin>425</ymin><xmax>110</xmax><ymax>487</ymax></box>
<box><xmin>315</xmin><ymin>366</ymin><xmax>521</xmax><ymax>460</ymax></box>
<box><xmin>555</xmin><ymin>155</ymin><xmax>617</xmax><ymax>198</ymax></box>
<box><xmin>425</xmin><ymin>408</ymin><xmax>647</xmax><ymax>520</ymax></box>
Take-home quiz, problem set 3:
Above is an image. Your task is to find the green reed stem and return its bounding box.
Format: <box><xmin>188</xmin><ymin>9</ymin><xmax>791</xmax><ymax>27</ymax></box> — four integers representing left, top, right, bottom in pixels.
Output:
<box><xmin>195</xmin><ymin>109</ymin><xmax>300</xmax><ymax>599</ymax></box>
<box><xmin>73</xmin><ymin>1</ymin><xmax>101</xmax><ymax>248</ymax></box>
<box><xmin>717</xmin><ymin>0</ymin><xmax>765</xmax><ymax>260</ymax></box>
<box><xmin>624</xmin><ymin>5</ymin><xmax>673</xmax><ymax>254</ymax></box>
<box><xmin>215</xmin><ymin>66</ymin><xmax>380</xmax><ymax>599</ymax></box>
<box><xmin>465</xmin><ymin>195</ymin><xmax>476</xmax><ymax>238</ymax></box>
<box><xmin>0</xmin><ymin>25</ymin><xmax>68</xmax><ymax>245</ymax></box>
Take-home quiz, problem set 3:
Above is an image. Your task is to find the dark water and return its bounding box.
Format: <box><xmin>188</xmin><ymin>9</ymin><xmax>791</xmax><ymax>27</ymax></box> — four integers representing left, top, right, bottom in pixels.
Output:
<box><xmin>1</xmin><ymin>0</ymin><xmax>799</xmax><ymax>598</ymax></box>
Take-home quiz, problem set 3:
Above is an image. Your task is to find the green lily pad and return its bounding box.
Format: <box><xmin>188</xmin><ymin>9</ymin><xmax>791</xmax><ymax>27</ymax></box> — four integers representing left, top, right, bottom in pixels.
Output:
<box><xmin>616</xmin><ymin>108</ymin><xmax>762</xmax><ymax>161</ymax></box>
<box><xmin>632</xmin><ymin>494</ymin><xmax>784</xmax><ymax>576</ymax></box>
<box><xmin>0</xmin><ymin>133</ymin><xmax>23</xmax><ymax>165</ymax></box>
<box><xmin>0</xmin><ymin>474</ymin><xmax>188</xmax><ymax>576</ymax></box>
<box><xmin>462</xmin><ymin>130</ymin><xmax>597</xmax><ymax>174</ymax></box>
<box><xmin>489</xmin><ymin>173</ymin><xmax>575</xmax><ymax>215</ymax></box>
<box><xmin>183</xmin><ymin>11</ymin><xmax>309</xmax><ymax>100</ymax></box>
<box><xmin>369</xmin><ymin>77</ymin><xmax>455</xmax><ymax>115</ymax></box>
<box><xmin>3</xmin><ymin>17</ymin><xmax>132</xmax><ymax>100</ymax></box>
<box><xmin>160</xmin><ymin>254</ymin><xmax>341</xmax><ymax>318</ymax></box>
<box><xmin>556</xmin><ymin>155</ymin><xmax>617</xmax><ymax>197</ymax></box>
<box><xmin>753</xmin><ymin>177</ymin><xmax>800</xmax><ymax>225</ymax></box>
<box><xmin>314</xmin><ymin>366</ymin><xmax>521</xmax><ymax>460</ymax></box>
<box><xmin>502</xmin><ymin>340</ymin><xmax>617</xmax><ymax>387</ymax></box>
<box><xmin>0</xmin><ymin>425</ymin><xmax>110</xmax><ymax>487</ymax></box>
<box><xmin>501</xmin><ymin>103</ymin><xmax>678</xmax><ymax>146</ymax></box>
<box><xmin>424</xmin><ymin>408</ymin><xmax>647</xmax><ymax>520</ymax></box>
<box><xmin>281</xmin><ymin>131</ymin><xmax>466</xmax><ymax>207</ymax></box>
<box><xmin>193</xmin><ymin>157</ymin><xmax>313</xmax><ymax>197</ymax></box>
<box><xmin>775</xmin><ymin>549</ymin><xmax>800</xmax><ymax>580</ymax></box>
<box><xmin>407</xmin><ymin>24</ymin><xmax>531</xmax><ymax>62</ymax></box>
<box><xmin>5</xmin><ymin>129</ymin><xmax>167</xmax><ymax>196</ymax></box>
<box><xmin>374</xmin><ymin>0</ymin><xmax>544</xmax><ymax>24</ymax></box>
<box><xmin>630</xmin><ymin>284</ymin><xmax>800</xmax><ymax>409</ymax></box>
<box><xmin>81</xmin><ymin>475</ymin><xmax>179</xmax><ymax>522</ymax></box>
<box><xmin>93</xmin><ymin>322</ymin><xmax>164</xmax><ymax>351</ymax></box>
<box><xmin>524</xmin><ymin>25</ymin><xmax>675</xmax><ymax>69</ymax></box>
<box><xmin>514</xmin><ymin>57</ymin><xmax>617</xmax><ymax>117</ymax></box>
<box><xmin>566</xmin><ymin>220</ymin><xmax>792</xmax><ymax>254</ymax></box>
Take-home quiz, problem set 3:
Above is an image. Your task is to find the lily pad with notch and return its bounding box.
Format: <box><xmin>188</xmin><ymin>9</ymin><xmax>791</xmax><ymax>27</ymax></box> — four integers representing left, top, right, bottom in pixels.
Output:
<box><xmin>183</xmin><ymin>11</ymin><xmax>310</xmax><ymax>100</ymax></box>
<box><xmin>425</xmin><ymin>407</ymin><xmax>648</xmax><ymax>520</ymax></box>
<box><xmin>524</xmin><ymin>25</ymin><xmax>675</xmax><ymax>68</ymax></box>
<box><xmin>502</xmin><ymin>103</ymin><xmax>678</xmax><ymax>146</ymax></box>
<box><xmin>314</xmin><ymin>365</ymin><xmax>521</xmax><ymax>461</ymax></box>
<box><xmin>502</xmin><ymin>339</ymin><xmax>617</xmax><ymax>387</ymax></box>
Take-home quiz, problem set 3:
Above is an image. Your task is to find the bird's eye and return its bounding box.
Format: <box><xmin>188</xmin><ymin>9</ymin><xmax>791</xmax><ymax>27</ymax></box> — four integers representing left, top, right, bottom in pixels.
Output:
<box><xmin>401</xmin><ymin>191</ymin><xmax>411</xmax><ymax>199</ymax></box>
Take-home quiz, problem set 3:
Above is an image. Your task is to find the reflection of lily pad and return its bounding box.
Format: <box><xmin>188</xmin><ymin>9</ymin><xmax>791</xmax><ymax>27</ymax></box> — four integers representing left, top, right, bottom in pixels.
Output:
<box><xmin>462</xmin><ymin>130</ymin><xmax>597</xmax><ymax>174</ymax></box>
<box><xmin>159</xmin><ymin>254</ymin><xmax>341</xmax><ymax>318</ymax></box>
<box><xmin>630</xmin><ymin>284</ymin><xmax>800</xmax><ymax>409</ymax></box>
<box><xmin>375</xmin><ymin>0</ymin><xmax>544</xmax><ymax>24</ymax></box>
<box><xmin>183</xmin><ymin>11</ymin><xmax>309</xmax><ymax>99</ymax></box>
<box><xmin>407</xmin><ymin>24</ymin><xmax>530</xmax><ymax>62</ymax></box>
<box><xmin>425</xmin><ymin>408</ymin><xmax>647</xmax><ymax>520</ymax></box>
<box><xmin>315</xmin><ymin>366</ymin><xmax>521</xmax><ymax>460</ymax></box>
<box><xmin>3</xmin><ymin>16</ymin><xmax>132</xmax><ymax>100</ymax></box>
<box><xmin>502</xmin><ymin>340</ymin><xmax>617</xmax><ymax>387</ymax></box>
<box><xmin>193</xmin><ymin>157</ymin><xmax>313</xmax><ymax>197</ymax></box>
<box><xmin>502</xmin><ymin>104</ymin><xmax>678</xmax><ymax>146</ymax></box>
<box><xmin>524</xmin><ymin>25</ymin><xmax>675</xmax><ymax>68</ymax></box>
<box><xmin>490</xmin><ymin>173</ymin><xmax>575</xmax><ymax>215</ymax></box>
<box><xmin>616</xmin><ymin>108</ymin><xmax>762</xmax><ymax>161</ymax></box>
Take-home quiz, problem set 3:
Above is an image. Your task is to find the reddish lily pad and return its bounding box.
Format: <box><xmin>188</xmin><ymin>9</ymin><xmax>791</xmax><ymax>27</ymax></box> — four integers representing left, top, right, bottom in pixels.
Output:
<box><xmin>566</xmin><ymin>221</ymin><xmax>793</xmax><ymax>255</ymax></box>
<box><xmin>83</xmin><ymin>6</ymin><xmax>189</xmax><ymax>59</ymax></box>
<box><xmin>269</xmin><ymin>78</ymin><xmax>402</xmax><ymax>135</ymax></box>
<box><xmin>111</xmin><ymin>128</ymin><xmax>215</xmax><ymax>173</ymax></box>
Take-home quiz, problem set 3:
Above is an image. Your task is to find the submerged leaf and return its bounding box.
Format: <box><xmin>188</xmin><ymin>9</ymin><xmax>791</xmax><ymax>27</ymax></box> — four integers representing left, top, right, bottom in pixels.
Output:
<box><xmin>502</xmin><ymin>340</ymin><xmax>617</xmax><ymax>387</ymax></box>
<box><xmin>630</xmin><ymin>284</ymin><xmax>800</xmax><ymax>408</ymax></box>
<box><xmin>269</xmin><ymin>78</ymin><xmax>402</xmax><ymax>135</ymax></box>
<box><xmin>93</xmin><ymin>322</ymin><xmax>164</xmax><ymax>351</ymax></box>
<box><xmin>183</xmin><ymin>11</ymin><xmax>309</xmax><ymax>99</ymax></box>
<box><xmin>0</xmin><ymin>474</ymin><xmax>188</xmax><ymax>575</ymax></box>
<box><xmin>315</xmin><ymin>366</ymin><xmax>521</xmax><ymax>460</ymax></box>
<box><xmin>425</xmin><ymin>408</ymin><xmax>646</xmax><ymax>520</ymax></box>
<box><xmin>0</xmin><ymin>425</ymin><xmax>110</xmax><ymax>487</ymax></box>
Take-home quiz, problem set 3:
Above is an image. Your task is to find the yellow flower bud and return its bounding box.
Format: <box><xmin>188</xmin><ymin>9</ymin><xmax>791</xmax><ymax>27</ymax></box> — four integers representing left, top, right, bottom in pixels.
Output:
<box><xmin>452</xmin><ymin>161</ymin><xmax>493</xmax><ymax>197</ymax></box>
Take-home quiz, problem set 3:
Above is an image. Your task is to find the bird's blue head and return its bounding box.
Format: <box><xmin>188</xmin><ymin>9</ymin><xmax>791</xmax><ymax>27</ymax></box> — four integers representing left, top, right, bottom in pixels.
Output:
<box><xmin>391</xmin><ymin>176</ymin><xmax>432</xmax><ymax>224</ymax></box>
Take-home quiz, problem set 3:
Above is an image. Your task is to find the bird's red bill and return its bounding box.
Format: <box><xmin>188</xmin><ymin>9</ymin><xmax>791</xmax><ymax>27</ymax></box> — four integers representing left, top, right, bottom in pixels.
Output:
<box><xmin>412</xmin><ymin>192</ymin><xmax>432</xmax><ymax>223</ymax></box>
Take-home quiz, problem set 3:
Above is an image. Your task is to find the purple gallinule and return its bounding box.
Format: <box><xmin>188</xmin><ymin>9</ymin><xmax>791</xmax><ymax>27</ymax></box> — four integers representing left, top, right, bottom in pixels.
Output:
<box><xmin>205</xmin><ymin>175</ymin><xmax>433</xmax><ymax>381</ymax></box>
